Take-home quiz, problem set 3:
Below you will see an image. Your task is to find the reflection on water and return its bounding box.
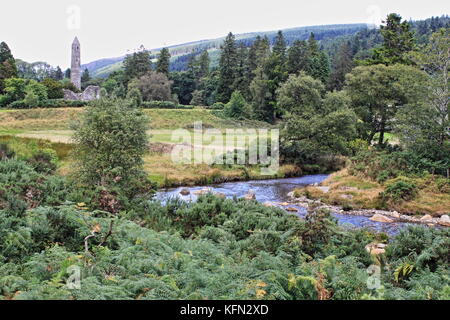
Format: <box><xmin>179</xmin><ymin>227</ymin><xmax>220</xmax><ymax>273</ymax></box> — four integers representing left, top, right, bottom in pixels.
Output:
<box><xmin>155</xmin><ymin>174</ymin><xmax>413</xmax><ymax>235</ymax></box>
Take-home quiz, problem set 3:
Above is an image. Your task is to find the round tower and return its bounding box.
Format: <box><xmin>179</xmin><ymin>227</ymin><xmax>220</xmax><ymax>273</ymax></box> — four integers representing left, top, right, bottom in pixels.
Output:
<box><xmin>71</xmin><ymin>37</ymin><xmax>81</xmax><ymax>90</ymax></box>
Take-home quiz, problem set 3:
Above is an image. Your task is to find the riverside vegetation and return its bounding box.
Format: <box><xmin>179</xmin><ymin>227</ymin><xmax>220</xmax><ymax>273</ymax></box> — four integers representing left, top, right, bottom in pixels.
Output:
<box><xmin>0</xmin><ymin>13</ymin><xmax>449</xmax><ymax>300</ymax></box>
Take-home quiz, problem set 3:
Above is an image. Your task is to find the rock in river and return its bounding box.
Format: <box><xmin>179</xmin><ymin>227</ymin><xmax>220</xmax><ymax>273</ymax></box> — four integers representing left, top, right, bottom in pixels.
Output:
<box><xmin>438</xmin><ymin>215</ymin><xmax>450</xmax><ymax>227</ymax></box>
<box><xmin>370</xmin><ymin>214</ymin><xmax>394</xmax><ymax>223</ymax></box>
<box><xmin>180</xmin><ymin>188</ymin><xmax>190</xmax><ymax>196</ymax></box>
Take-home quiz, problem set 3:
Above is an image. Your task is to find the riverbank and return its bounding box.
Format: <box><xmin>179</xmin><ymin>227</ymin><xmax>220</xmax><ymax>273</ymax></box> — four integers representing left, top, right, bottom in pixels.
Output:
<box><xmin>286</xmin><ymin>191</ymin><xmax>450</xmax><ymax>228</ymax></box>
<box><xmin>290</xmin><ymin>168</ymin><xmax>450</xmax><ymax>227</ymax></box>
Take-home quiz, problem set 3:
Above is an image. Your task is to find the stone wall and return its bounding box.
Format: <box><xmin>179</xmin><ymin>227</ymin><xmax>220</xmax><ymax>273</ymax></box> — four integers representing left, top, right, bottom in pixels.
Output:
<box><xmin>63</xmin><ymin>85</ymin><xmax>101</xmax><ymax>101</ymax></box>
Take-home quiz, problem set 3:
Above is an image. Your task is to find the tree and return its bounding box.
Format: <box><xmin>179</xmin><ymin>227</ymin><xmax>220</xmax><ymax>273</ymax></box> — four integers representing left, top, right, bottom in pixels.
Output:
<box><xmin>42</xmin><ymin>78</ymin><xmax>64</xmax><ymax>99</ymax></box>
<box><xmin>129</xmin><ymin>71</ymin><xmax>173</xmax><ymax>102</ymax></box>
<box><xmin>396</xmin><ymin>29</ymin><xmax>450</xmax><ymax>163</ymax></box>
<box><xmin>233</xmin><ymin>43</ymin><xmax>250</xmax><ymax>98</ymax></box>
<box><xmin>126</xmin><ymin>87</ymin><xmax>142</xmax><ymax>107</ymax></box>
<box><xmin>53</xmin><ymin>66</ymin><xmax>64</xmax><ymax>81</ymax></box>
<box><xmin>72</xmin><ymin>97</ymin><xmax>151</xmax><ymax>200</ymax></box>
<box><xmin>81</xmin><ymin>68</ymin><xmax>91</xmax><ymax>89</ymax></box>
<box><xmin>198</xmin><ymin>50</ymin><xmax>210</xmax><ymax>79</ymax></box>
<box><xmin>287</xmin><ymin>40</ymin><xmax>309</xmax><ymax>75</ymax></box>
<box><xmin>0</xmin><ymin>42</ymin><xmax>17</xmax><ymax>94</ymax></box>
<box><xmin>264</xmin><ymin>31</ymin><xmax>288</xmax><ymax>119</ymax></box>
<box><xmin>0</xmin><ymin>78</ymin><xmax>27</xmax><ymax>106</ymax></box>
<box><xmin>272</xmin><ymin>31</ymin><xmax>287</xmax><ymax>65</ymax></box>
<box><xmin>123</xmin><ymin>45</ymin><xmax>152</xmax><ymax>84</ymax></box>
<box><xmin>170</xmin><ymin>71</ymin><xmax>196</xmax><ymax>105</ymax></box>
<box><xmin>156</xmin><ymin>48</ymin><xmax>171</xmax><ymax>76</ymax></box>
<box><xmin>328</xmin><ymin>41</ymin><xmax>354</xmax><ymax>90</ymax></box>
<box><xmin>278</xmin><ymin>73</ymin><xmax>357</xmax><ymax>164</ymax></box>
<box><xmin>305</xmin><ymin>33</ymin><xmax>330</xmax><ymax>83</ymax></box>
<box><xmin>249</xmin><ymin>65</ymin><xmax>273</xmax><ymax>122</ymax></box>
<box><xmin>345</xmin><ymin>64</ymin><xmax>425</xmax><ymax>145</ymax></box>
<box><xmin>190</xmin><ymin>90</ymin><xmax>205</xmax><ymax>106</ymax></box>
<box><xmin>65</xmin><ymin>68</ymin><xmax>71</xmax><ymax>79</ymax></box>
<box><xmin>224</xmin><ymin>90</ymin><xmax>251</xmax><ymax>119</ymax></box>
<box><xmin>23</xmin><ymin>80</ymin><xmax>48</xmax><ymax>106</ymax></box>
<box><xmin>217</xmin><ymin>32</ymin><xmax>238</xmax><ymax>103</ymax></box>
<box><xmin>366</xmin><ymin>13</ymin><xmax>416</xmax><ymax>65</ymax></box>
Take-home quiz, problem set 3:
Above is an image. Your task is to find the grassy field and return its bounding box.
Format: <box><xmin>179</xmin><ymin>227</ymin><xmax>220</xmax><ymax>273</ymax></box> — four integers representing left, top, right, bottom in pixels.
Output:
<box><xmin>0</xmin><ymin>107</ymin><xmax>272</xmax><ymax>132</ymax></box>
<box><xmin>0</xmin><ymin>107</ymin><xmax>297</xmax><ymax>187</ymax></box>
<box><xmin>293</xmin><ymin>168</ymin><xmax>450</xmax><ymax>216</ymax></box>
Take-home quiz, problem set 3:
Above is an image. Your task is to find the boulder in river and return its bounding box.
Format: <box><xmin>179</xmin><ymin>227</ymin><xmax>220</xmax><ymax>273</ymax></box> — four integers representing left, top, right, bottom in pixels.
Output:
<box><xmin>420</xmin><ymin>214</ymin><xmax>433</xmax><ymax>222</ymax></box>
<box><xmin>179</xmin><ymin>188</ymin><xmax>190</xmax><ymax>196</ymax></box>
<box><xmin>244</xmin><ymin>190</ymin><xmax>256</xmax><ymax>200</ymax></box>
<box><xmin>370</xmin><ymin>214</ymin><xmax>394</xmax><ymax>223</ymax></box>
<box><xmin>193</xmin><ymin>188</ymin><xmax>213</xmax><ymax>195</ymax></box>
<box><xmin>286</xmin><ymin>207</ymin><xmax>298</xmax><ymax>212</ymax></box>
<box><xmin>264</xmin><ymin>201</ymin><xmax>275</xmax><ymax>207</ymax></box>
<box><xmin>438</xmin><ymin>215</ymin><xmax>450</xmax><ymax>227</ymax></box>
<box><xmin>214</xmin><ymin>192</ymin><xmax>226</xmax><ymax>199</ymax></box>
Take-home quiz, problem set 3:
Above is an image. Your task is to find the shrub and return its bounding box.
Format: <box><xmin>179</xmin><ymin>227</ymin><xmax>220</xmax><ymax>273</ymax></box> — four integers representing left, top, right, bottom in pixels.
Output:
<box><xmin>71</xmin><ymin>97</ymin><xmax>153</xmax><ymax>207</ymax></box>
<box><xmin>0</xmin><ymin>143</ymin><xmax>15</xmax><ymax>160</ymax></box>
<box><xmin>26</xmin><ymin>149</ymin><xmax>58</xmax><ymax>174</ymax></box>
<box><xmin>380</xmin><ymin>179</ymin><xmax>417</xmax><ymax>203</ymax></box>
<box><xmin>141</xmin><ymin>100</ymin><xmax>193</xmax><ymax>109</ymax></box>
<box><xmin>42</xmin><ymin>78</ymin><xmax>64</xmax><ymax>99</ymax></box>
<box><xmin>7</xmin><ymin>99</ymin><xmax>87</xmax><ymax>109</ymax></box>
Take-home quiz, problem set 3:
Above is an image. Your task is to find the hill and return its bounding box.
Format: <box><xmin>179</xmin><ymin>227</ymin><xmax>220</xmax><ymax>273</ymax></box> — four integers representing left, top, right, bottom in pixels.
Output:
<box><xmin>83</xmin><ymin>23</ymin><xmax>371</xmax><ymax>77</ymax></box>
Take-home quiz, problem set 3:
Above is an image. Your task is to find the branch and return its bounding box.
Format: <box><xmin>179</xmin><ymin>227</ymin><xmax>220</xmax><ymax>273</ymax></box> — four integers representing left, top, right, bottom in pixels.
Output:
<box><xmin>99</xmin><ymin>220</ymin><xmax>114</xmax><ymax>247</ymax></box>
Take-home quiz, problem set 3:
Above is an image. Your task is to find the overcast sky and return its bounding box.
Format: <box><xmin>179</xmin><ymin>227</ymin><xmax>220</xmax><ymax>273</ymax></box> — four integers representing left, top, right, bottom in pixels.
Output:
<box><xmin>1</xmin><ymin>0</ymin><xmax>448</xmax><ymax>69</ymax></box>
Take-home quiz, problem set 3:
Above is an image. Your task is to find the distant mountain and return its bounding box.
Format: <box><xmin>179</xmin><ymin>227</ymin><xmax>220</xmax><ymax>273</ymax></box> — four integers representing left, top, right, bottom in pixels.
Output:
<box><xmin>82</xmin><ymin>23</ymin><xmax>371</xmax><ymax>78</ymax></box>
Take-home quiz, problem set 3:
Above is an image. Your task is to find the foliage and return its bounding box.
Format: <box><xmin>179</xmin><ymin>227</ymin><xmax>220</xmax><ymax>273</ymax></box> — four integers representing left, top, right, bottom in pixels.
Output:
<box><xmin>380</xmin><ymin>179</ymin><xmax>418</xmax><ymax>203</ymax></box>
<box><xmin>141</xmin><ymin>101</ymin><xmax>193</xmax><ymax>109</ymax></box>
<box><xmin>364</xmin><ymin>13</ymin><xmax>416</xmax><ymax>66</ymax></box>
<box><xmin>224</xmin><ymin>90</ymin><xmax>251</xmax><ymax>119</ymax></box>
<box><xmin>123</xmin><ymin>46</ymin><xmax>152</xmax><ymax>85</ymax></box>
<box><xmin>6</xmin><ymin>99</ymin><xmax>87</xmax><ymax>109</ymax></box>
<box><xmin>156</xmin><ymin>48</ymin><xmax>171</xmax><ymax>76</ymax></box>
<box><xmin>128</xmin><ymin>71</ymin><xmax>173</xmax><ymax>102</ymax></box>
<box><xmin>344</xmin><ymin>64</ymin><xmax>427</xmax><ymax>145</ymax></box>
<box><xmin>279</xmin><ymin>73</ymin><xmax>357</xmax><ymax>165</ymax></box>
<box><xmin>71</xmin><ymin>97</ymin><xmax>153</xmax><ymax>205</ymax></box>
<box><xmin>41</xmin><ymin>78</ymin><xmax>64</xmax><ymax>99</ymax></box>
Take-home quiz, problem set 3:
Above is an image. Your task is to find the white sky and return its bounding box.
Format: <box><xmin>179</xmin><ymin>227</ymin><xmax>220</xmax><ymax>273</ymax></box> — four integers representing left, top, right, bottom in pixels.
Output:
<box><xmin>1</xmin><ymin>0</ymin><xmax>448</xmax><ymax>69</ymax></box>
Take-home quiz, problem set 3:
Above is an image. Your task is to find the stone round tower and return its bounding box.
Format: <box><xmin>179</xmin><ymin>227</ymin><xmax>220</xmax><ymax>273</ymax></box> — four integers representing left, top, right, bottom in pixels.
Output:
<box><xmin>71</xmin><ymin>37</ymin><xmax>81</xmax><ymax>90</ymax></box>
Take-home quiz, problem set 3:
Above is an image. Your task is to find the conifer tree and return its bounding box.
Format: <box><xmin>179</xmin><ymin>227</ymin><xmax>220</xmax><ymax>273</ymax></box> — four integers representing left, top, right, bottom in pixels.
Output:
<box><xmin>198</xmin><ymin>50</ymin><xmax>210</xmax><ymax>79</ymax></box>
<box><xmin>156</xmin><ymin>48</ymin><xmax>171</xmax><ymax>76</ymax></box>
<box><xmin>0</xmin><ymin>42</ymin><xmax>17</xmax><ymax>93</ymax></box>
<box><xmin>287</xmin><ymin>40</ymin><xmax>309</xmax><ymax>74</ymax></box>
<box><xmin>217</xmin><ymin>32</ymin><xmax>238</xmax><ymax>103</ymax></box>
<box><xmin>329</xmin><ymin>41</ymin><xmax>354</xmax><ymax>90</ymax></box>
<box><xmin>366</xmin><ymin>13</ymin><xmax>416</xmax><ymax>65</ymax></box>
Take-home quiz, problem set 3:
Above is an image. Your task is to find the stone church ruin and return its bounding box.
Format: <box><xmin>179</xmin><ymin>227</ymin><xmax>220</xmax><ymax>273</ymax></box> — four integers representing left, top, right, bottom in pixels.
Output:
<box><xmin>63</xmin><ymin>37</ymin><xmax>100</xmax><ymax>101</ymax></box>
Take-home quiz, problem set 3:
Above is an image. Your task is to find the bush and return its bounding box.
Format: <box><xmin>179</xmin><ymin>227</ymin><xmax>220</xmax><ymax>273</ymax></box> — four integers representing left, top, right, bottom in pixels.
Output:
<box><xmin>141</xmin><ymin>100</ymin><xmax>193</xmax><ymax>109</ymax></box>
<box><xmin>26</xmin><ymin>149</ymin><xmax>58</xmax><ymax>174</ymax></box>
<box><xmin>42</xmin><ymin>78</ymin><xmax>64</xmax><ymax>99</ymax></box>
<box><xmin>380</xmin><ymin>179</ymin><xmax>417</xmax><ymax>203</ymax></box>
<box><xmin>208</xmin><ymin>102</ymin><xmax>225</xmax><ymax>110</ymax></box>
<box><xmin>71</xmin><ymin>97</ymin><xmax>153</xmax><ymax>208</ymax></box>
<box><xmin>7</xmin><ymin>99</ymin><xmax>87</xmax><ymax>109</ymax></box>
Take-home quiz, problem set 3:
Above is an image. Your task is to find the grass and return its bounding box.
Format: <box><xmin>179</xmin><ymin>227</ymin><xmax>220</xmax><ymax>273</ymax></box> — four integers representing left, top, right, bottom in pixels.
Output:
<box><xmin>0</xmin><ymin>108</ymin><xmax>294</xmax><ymax>188</ymax></box>
<box><xmin>294</xmin><ymin>168</ymin><xmax>450</xmax><ymax>216</ymax></box>
<box><xmin>0</xmin><ymin>107</ymin><xmax>272</xmax><ymax>131</ymax></box>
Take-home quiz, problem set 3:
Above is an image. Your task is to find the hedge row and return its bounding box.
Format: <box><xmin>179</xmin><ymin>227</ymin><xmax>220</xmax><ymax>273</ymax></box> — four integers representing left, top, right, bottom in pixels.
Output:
<box><xmin>6</xmin><ymin>99</ymin><xmax>88</xmax><ymax>109</ymax></box>
<box><xmin>141</xmin><ymin>101</ymin><xmax>194</xmax><ymax>109</ymax></box>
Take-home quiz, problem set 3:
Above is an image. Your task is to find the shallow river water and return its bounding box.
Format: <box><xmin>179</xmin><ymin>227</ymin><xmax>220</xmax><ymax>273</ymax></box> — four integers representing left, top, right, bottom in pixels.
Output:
<box><xmin>156</xmin><ymin>174</ymin><xmax>415</xmax><ymax>236</ymax></box>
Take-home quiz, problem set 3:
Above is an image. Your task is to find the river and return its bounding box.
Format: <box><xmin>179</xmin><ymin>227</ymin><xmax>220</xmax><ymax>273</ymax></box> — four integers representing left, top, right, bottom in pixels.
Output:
<box><xmin>156</xmin><ymin>174</ymin><xmax>415</xmax><ymax>235</ymax></box>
